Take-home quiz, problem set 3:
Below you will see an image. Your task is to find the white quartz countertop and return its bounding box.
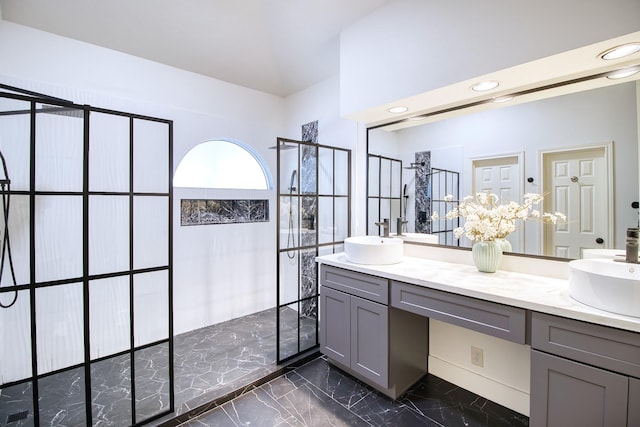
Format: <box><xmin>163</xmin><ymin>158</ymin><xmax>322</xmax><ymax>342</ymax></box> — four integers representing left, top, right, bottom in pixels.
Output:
<box><xmin>316</xmin><ymin>253</ymin><xmax>640</xmax><ymax>334</ymax></box>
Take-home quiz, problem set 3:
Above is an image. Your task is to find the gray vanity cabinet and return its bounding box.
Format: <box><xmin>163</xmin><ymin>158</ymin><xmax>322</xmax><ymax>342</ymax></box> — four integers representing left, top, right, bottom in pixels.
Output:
<box><xmin>530</xmin><ymin>312</ymin><xmax>640</xmax><ymax>427</ymax></box>
<box><xmin>319</xmin><ymin>285</ymin><xmax>389</xmax><ymax>387</ymax></box>
<box><xmin>319</xmin><ymin>265</ymin><xmax>428</xmax><ymax>399</ymax></box>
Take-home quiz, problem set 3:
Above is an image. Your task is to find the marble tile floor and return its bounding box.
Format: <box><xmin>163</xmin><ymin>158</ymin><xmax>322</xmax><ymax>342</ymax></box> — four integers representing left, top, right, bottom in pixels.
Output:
<box><xmin>0</xmin><ymin>306</ymin><xmax>317</xmax><ymax>426</ymax></box>
<box><xmin>178</xmin><ymin>356</ymin><xmax>530</xmax><ymax>427</ymax></box>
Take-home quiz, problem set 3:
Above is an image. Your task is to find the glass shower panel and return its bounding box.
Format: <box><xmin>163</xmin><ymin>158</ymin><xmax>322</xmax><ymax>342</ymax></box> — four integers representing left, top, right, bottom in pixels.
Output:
<box><xmin>133</xmin><ymin>119</ymin><xmax>169</xmax><ymax>194</ymax></box>
<box><xmin>0</xmin><ymin>290</ymin><xmax>32</xmax><ymax>382</ymax></box>
<box><xmin>334</xmin><ymin>197</ymin><xmax>349</xmax><ymax>242</ymax></box>
<box><xmin>368</xmin><ymin>198</ymin><xmax>380</xmax><ymax>233</ymax></box>
<box><xmin>300</xmin><ymin>145</ymin><xmax>316</xmax><ymax>194</ymax></box>
<box><xmin>0</xmin><ymin>380</ymin><xmax>33</xmax><ymax>425</ymax></box>
<box><xmin>133</xmin><ymin>196</ymin><xmax>168</xmax><ymax>270</ymax></box>
<box><xmin>318</xmin><ymin>196</ymin><xmax>333</xmax><ymax>244</ymax></box>
<box><xmin>36</xmin><ymin>283</ymin><xmax>84</xmax><ymax>374</ymax></box>
<box><xmin>35</xmin><ymin>195</ymin><xmax>83</xmax><ymax>283</ymax></box>
<box><xmin>134</xmin><ymin>343</ymin><xmax>170</xmax><ymax>422</ymax></box>
<box><xmin>318</xmin><ymin>147</ymin><xmax>333</xmax><ymax>195</ymax></box>
<box><xmin>299</xmin><ymin>297</ymin><xmax>317</xmax><ymax>352</ymax></box>
<box><xmin>391</xmin><ymin>161</ymin><xmax>401</xmax><ymax>198</ymax></box>
<box><xmin>279</xmin><ymin>145</ymin><xmax>299</xmax><ymax>195</ymax></box>
<box><xmin>89</xmin><ymin>195</ymin><xmax>129</xmax><ymax>276</ymax></box>
<box><xmin>278</xmin><ymin>302</ymin><xmax>299</xmax><ymax>361</ymax></box>
<box><xmin>380</xmin><ymin>159</ymin><xmax>391</xmax><ymax>198</ymax></box>
<box><xmin>89</xmin><ymin>112</ymin><xmax>130</xmax><ymax>193</ymax></box>
<box><xmin>368</xmin><ymin>156</ymin><xmax>380</xmax><ymax>197</ymax></box>
<box><xmin>334</xmin><ymin>150</ymin><xmax>349</xmax><ymax>196</ymax></box>
<box><xmin>380</xmin><ymin>198</ymin><xmax>391</xmax><ymax>224</ymax></box>
<box><xmin>39</xmin><ymin>367</ymin><xmax>86</xmax><ymax>426</ymax></box>
<box><xmin>91</xmin><ymin>354</ymin><xmax>131</xmax><ymax>426</ymax></box>
<box><xmin>35</xmin><ymin>104</ymin><xmax>84</xmax><ymax>192</ymax></box>
<box><xmin>391</xmin><ymin>199</ymin><xmax>402</xmax><ymax>234</ymax></box>
<box><xmin>300</xmin><ymin>196</ymin><xmax>316</xmax><ymax>247</ymax></box>
<box><xmin>89</xmin><ymin>276</ymin><xmax>130</xmax><ymax>359</ymax></box>
<box><xmin>1</xmin><ymin>194</ymin><xmax>30</xmax><ymax>286</ymax></box>
<box><xmin>279</xmin><ymin>195</ymin><xmax>298</xmax><ymax>251</ymax></box>
<box><xmin>278</xmin><ymin>252</ymin><xmax>298</xmax><ymax>306</ymax></box>
<box><xmin>0</xmin><ymin>98</ymin><xmax>30</xmax><ymax>191</ymax></box>
<box><xmin>299</xmin><ymin>248</ymin><xmax>316</xmax><ymax>299</ymax></box>
<box><xmin>133</xmin><ymin>271</ymin><xmax>168</xmax><ymax>347</ymax></box>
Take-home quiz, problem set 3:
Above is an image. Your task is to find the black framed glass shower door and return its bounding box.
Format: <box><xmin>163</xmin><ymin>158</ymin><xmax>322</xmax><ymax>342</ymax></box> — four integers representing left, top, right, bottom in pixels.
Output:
<box><xmin>275</xmin><ymin>137</ymin><xmax>350</xmax><ymax>364</ymax></box>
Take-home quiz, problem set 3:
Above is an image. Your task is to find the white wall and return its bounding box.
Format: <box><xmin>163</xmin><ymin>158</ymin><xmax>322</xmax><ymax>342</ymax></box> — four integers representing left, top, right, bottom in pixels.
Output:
<box><xmin>340</xmin><ymin>0</ymin><xmax>640</xmax><ymax>116</ymax></box>
<box><xmin>0</xmin><ymin>20</ymin><xmax>288</xmax><ymax>342</ymax></box>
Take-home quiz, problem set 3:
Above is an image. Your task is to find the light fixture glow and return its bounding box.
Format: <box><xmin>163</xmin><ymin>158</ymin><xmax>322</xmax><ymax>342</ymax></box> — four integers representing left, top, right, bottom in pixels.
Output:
<box><xmin>387</xmin><ymin>106</ymin><xmax>408</xmax><ymax>114</ymax></box>
<box><xmin>492</xmin><ymin>95</ymin><xmax>514</xmax><ymax>103</ymax></box>
<box><xmin>606</xmin><ymin>66</ymin><xmax>640</xmax><ymax>80</ymax></box>
<box><xmin>471</xmin><ymin>80</ymin><xmax>499</xmax><ymax>92</ymax></box>
<box><xmin>600</xmin><ymin>43</ymin><xmax>640</xmax><ymax>60</ymax></box>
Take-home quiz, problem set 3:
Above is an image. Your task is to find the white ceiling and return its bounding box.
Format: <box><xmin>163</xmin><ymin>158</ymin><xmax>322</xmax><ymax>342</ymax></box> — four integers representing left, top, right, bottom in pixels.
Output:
<box><xmin>0</xmin><ymin>0</ymin><xmax>390</xmax><ymax>97</ymax></box>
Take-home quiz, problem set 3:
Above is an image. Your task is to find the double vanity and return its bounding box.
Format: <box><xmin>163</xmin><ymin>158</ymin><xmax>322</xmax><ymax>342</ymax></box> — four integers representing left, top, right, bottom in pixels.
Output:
<box><xmin>316</xmin><ymin>244</ymin><xmax>640</xmax><ymax>426</ymax></box>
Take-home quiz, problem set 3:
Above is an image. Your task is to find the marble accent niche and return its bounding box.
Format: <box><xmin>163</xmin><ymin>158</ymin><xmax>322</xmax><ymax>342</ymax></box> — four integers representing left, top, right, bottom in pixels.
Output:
<box><xmin>181</xmin><ymin>199</ymin><xmax>269</xmax><ymax>226</ymax></box>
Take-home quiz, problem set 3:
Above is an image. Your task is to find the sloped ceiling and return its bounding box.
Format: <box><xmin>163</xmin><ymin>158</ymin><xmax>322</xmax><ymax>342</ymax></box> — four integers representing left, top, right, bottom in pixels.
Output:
<box><xmin>0</xmin><ymin>0</ymin><xmax>389</xmax><ymax>97</ymax></box>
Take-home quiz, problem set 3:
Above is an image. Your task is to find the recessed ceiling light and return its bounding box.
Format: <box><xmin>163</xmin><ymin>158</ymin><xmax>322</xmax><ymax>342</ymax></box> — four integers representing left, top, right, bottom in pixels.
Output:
<box><xmin>409</xmin><ymin>116</ymin><xmax>427</xmax><ymax>121</ymax></box>
<box><xmin>471</xmin><ymin>80</ymin><xmax>499</xmax><ymax>92</ymax></box>
<box><xmin>606</xmin><ymin>65</ymin><xmax>640</xmax><ymax>79</ymax></box>
<box><xmin>387</xmin><ymin>106</ymin><xmax>408</xmax><ymax>114</ymax></box>
<box><xmin>492</xmin><ymin>95</ymin><xmax>514</xmax><ymax>103</ymax></box>
<box><xmin>599</xmin><ymin>43</ymin><xmax>640</xmax><ymax>60</ymax></box>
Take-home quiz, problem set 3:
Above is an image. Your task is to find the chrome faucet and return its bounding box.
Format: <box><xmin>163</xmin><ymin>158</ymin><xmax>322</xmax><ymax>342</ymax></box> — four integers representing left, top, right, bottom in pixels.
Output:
<box><xmin>375</xmin><ymin>218</ymin><xmax>390</xmax><ymax>237</ymax></box>
<box><xmin>625</xmin><ymin>227</ymin><xmax>639</xmax><ymax>263</ymax></box>
<box><xmin>396</xmin><ymin>217</ymin><xmax>408</xmax><ymax>236</ymax></box>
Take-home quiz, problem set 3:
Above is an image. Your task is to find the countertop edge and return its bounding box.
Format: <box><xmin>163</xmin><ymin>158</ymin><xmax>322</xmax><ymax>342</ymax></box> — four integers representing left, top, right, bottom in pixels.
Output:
<box><xmin>316</xmin><ymin>254</ymin><xmax>640</xmax><ymax>334</ymax></box>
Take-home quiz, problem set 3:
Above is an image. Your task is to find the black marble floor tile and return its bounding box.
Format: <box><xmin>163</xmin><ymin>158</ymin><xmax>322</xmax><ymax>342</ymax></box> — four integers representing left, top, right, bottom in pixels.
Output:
<box><xmin>182</xmin><ymin>356</ymin><xmax>529</xmax><ymax>427</ymax></box>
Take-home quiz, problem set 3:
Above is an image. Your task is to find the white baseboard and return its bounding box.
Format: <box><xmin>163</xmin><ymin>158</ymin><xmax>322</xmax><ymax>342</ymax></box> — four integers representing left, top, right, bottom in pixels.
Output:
<box><xmin>428</xmin><ymin>355</ymin><xmax>530</xmax><ymax>417</ymax></box>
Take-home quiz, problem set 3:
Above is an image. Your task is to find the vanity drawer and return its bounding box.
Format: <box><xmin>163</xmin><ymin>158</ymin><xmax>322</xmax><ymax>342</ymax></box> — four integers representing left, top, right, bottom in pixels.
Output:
<box><xmin>320</xmin><ymin>265</ymin><xmax>389</xmax><ymax>305</ymax></box>
<box><xmin>531</xmin><ymin>312</ymin><xmax>640</xmax><ymax>377</ymax></box>
<box><xmin>391</xmin><ymin>281</ymin><xmax>526</xmax><ymax>343</ymax></box>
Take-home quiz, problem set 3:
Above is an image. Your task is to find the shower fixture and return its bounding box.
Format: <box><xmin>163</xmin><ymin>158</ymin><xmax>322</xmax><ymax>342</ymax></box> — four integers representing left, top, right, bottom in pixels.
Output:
<box><xmin>404</xmin><ymin>161</ymin><xmax>425</xmax><ymax>170</ymax></box>
<box><xmin>268</xmin><ymin>140</ymin><xmax>297</xmax><ymax>150</ymax></box>
<box><xmin>0</xmin><ymin>150</ymin><xmax>18</xmax><ymax>308</ymax></box>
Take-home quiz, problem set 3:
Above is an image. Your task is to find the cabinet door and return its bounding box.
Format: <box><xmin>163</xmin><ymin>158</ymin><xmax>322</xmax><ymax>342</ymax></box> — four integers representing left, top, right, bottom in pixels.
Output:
<box><xmin>629</xmin><ymin>377</ymin><xmax>640</xmax><ymax>427</ymax></box>
<box><xmin>320</xmin><ymin>286</ymin><xmax>351</xmax><ymax>366</ymax></box>
<box><xmin>531</xmin><ymin>350</ymin><xmax>628</xmax><ymax>427</ymax></box>
<box><xmin>350</xmin><ymin>295</ymin><xmax>388</xmax><ymax>388</ymax></box>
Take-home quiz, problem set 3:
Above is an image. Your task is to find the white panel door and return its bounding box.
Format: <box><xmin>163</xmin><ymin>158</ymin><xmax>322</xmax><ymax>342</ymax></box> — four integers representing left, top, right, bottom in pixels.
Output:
<box><xmin>472</xmin><ymin>156</ymin><xmax>522</xmax><ymax>252</ymax></box>
<box><xmin>543</xmin><ymin>147</ymin><xmax>609</xmax><ymax>258</ymax></box>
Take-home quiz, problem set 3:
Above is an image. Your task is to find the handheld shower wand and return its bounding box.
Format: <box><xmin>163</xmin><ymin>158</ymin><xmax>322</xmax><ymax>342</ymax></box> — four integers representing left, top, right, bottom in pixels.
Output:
<box><xmin>0</xmin><ymin>150</ymin><xmax>18</xmax><ymax>308</ymax></box>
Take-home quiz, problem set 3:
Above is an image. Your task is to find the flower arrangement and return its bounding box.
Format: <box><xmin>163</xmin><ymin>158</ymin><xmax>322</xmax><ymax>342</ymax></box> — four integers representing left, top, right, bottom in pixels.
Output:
<box><xmin>434</xmin><ymin>192</ymin><xmax>566</xmax><ymax>242</ymax></box>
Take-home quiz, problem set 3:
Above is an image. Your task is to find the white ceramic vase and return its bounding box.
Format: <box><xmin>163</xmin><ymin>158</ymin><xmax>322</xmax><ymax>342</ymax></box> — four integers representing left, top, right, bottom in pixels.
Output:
<box><xmin>472</xmin><ymin>240</ymin><xmax>503</xmax><ymax>273</ymax></box>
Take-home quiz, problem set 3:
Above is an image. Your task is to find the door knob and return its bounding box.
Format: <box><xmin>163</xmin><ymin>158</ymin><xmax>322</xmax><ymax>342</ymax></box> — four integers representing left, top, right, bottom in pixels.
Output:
<box><xmin>595</xmin><ymin>237</ymin><xmax>604</xmax><ymax>244</ymax></box>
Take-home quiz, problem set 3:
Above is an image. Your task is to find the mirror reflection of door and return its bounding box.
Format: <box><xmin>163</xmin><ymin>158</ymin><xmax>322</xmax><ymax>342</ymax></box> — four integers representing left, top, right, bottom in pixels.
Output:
<box><xmin>542</xmin><ymin>144</ymin><xmax>612</xmax><ymax>258</ymax></box>
<box><xmin>472</xmin><ymin>155</ymin><xmax>523</xmax><ymax>252</ymax></box>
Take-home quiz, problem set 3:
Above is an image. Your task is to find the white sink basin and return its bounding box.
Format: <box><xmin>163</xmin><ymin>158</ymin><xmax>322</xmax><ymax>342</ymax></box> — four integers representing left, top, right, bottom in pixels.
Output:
<box><xmin>390</xmin><ymin>233</ymin><xmax>439</xmax><ymax>244</ymax></box>
<box><xmin>344</xmin><ymin>236</ymin><xmax>403</xmax><ymax>265</ymax></box>
<box><xmin>569</xmin><ymin>259</ymin><xmax>640</xmax><ymax>317</ymax></box>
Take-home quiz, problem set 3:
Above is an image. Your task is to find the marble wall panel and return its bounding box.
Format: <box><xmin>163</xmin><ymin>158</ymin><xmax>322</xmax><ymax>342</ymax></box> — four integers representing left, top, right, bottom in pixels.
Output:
<box><xmin>180</xmin><ymin>200</ymin><xmax>269</xmax><ymax>226</ymax></box>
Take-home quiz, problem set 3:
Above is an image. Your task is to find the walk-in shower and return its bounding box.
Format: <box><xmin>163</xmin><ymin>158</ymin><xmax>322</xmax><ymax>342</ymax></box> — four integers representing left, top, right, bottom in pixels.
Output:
<box><xmin>0</xmin><ymin>83</ymin><xmax>173</xmax><ymax>426</ymax></box>
<box><xmin>275</xmin><ymin>137</ymin><xmax>351</xmax><ymax>363</ymax></box>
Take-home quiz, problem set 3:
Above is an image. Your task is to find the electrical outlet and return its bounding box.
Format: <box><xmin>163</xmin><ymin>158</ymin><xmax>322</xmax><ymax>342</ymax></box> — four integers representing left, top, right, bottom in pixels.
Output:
<box><xmin>471</xmin><ymin>346</ymin><xmax>484</xmax><ymax>367</ymax></box>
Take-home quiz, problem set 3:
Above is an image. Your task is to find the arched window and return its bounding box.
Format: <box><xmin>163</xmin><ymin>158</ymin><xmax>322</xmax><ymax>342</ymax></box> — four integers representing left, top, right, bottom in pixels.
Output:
<box><xmin>174</xmin><ymin>139</ymin><xmax>273</xmax><ymax>189</ymax></box>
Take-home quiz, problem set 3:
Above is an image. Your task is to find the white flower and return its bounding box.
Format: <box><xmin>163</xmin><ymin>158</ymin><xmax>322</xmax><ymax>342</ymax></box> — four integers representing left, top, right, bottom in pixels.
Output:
<box><xmin>431</xmin><ymin>212</ymin><xmax>440</xmax><ymax>221</ymax></box>
<box><xmin>442</xmin><ymin>192</ymin><xmax>565</xmax><ymax>241</ymax></box>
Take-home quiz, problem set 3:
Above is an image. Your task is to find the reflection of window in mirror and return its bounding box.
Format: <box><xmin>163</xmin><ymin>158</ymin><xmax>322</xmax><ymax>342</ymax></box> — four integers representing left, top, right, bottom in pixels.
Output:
<box><xmin>174</xmin><ymin>140</ymin><xmax>272</xmax><ymax>189</ymax></box>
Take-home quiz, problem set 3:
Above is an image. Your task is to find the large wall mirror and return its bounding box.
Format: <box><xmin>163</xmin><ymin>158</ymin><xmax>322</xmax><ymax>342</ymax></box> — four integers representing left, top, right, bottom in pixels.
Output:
<box><xmin>367</xmin><ymin>77</ymin><xmax>640</xmax><ymax>260</ymax></box>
